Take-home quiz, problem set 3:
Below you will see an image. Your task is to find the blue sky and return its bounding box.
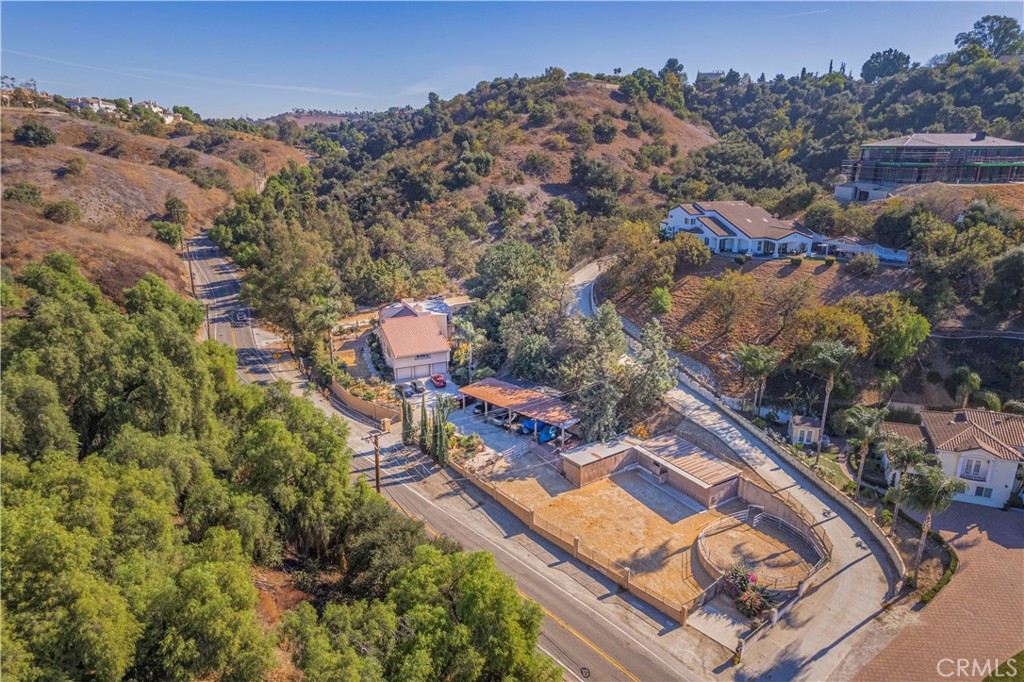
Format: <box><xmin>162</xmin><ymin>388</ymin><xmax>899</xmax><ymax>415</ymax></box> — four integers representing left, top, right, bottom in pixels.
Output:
<box><xmin>2</xmin><ymin>2</ymin><xmax>1020</xmax><ymax>118</ymax></box>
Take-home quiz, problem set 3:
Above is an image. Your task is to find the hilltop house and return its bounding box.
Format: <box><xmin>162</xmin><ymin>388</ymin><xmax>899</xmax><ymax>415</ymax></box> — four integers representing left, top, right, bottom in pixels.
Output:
<box><xmin>660</xmin><ymin>201</ymin><xmax>822</xmax><ymax>256</ymax></box>
<box><xmin>835</xmin><ymin>132</ymin><xmax>1024</xmax><ymax>202</ymax></box>
<box><xmin>67</xmin><ymin>97</ymin><xmax>118</xmax><ymax>115</ymax></box>
<box><xmin>375</xmin><ymin>306</ymin><xmax>450</xmax><ymax>380</ymax></box>
<box><xmin>882</xmin><ymin>409</ymin><xmax>1024</xmax><ymax>509</ymax></box>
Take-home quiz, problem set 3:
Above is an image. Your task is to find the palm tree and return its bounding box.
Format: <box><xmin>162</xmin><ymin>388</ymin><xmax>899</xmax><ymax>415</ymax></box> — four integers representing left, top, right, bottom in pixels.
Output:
<box><xmin>839</xmin><ymin>404</ymin><xmax>888</xmax><ymax>501</ymax></box>
<box><xmin>730</xmin><ymin>344</ymin><xmax>781</xmax><ymax>413</ymax></box>
<box><xmin>801</xmin><ymin>340</ymin><xmax>858</xmax><ymax>464</ymax></box>
<box><xmin>902</xmin><ymin>467</ymin><xmax>967</xmax><ymax>585</ymax></box>
<box><xmin>952</xmin><ymin>365</ymin><xmax>981</xmax><ymax>408</ymax></box>
<box><xmin>882</xmin><ymin>436</ymin><xmax>937</xmax><ymax>537</ymax></box>
<box><xmin>877</xmin><ymin>370</ymin><xmax>900</xmax><ymax>408</ymax></box>
<box><xmin>454</xmin><ymin>318</ymin><xmax>487</xmax><ymax>384</ymax></box>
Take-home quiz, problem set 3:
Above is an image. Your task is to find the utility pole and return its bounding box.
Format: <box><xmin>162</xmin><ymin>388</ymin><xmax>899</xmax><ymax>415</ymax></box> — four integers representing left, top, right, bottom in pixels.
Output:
<box><xmin>363</xmin><ymin>429</ymin><xmax>383</xmax><ymax>493</ymax></box>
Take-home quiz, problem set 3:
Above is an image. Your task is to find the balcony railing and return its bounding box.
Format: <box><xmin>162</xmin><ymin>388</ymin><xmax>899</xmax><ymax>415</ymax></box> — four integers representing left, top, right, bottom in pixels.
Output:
<box><xmin>959</xmin><ymin>469</ymin><xmax>988</xmax><ymax>482</ymax></box>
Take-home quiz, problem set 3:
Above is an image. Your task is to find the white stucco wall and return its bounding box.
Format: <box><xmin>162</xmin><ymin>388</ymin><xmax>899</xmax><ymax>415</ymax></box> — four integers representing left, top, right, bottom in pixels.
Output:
<box><xmin>937</xmin><ymin>449</ymin><xmax>1020</xmax><ymax>508</ymax></box>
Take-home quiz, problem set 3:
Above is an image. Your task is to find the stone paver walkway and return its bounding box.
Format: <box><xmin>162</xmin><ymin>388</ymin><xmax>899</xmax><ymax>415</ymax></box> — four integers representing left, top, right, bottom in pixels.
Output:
<box><xmin>855</xmin><ymin>503</ymin><xmax>1024</xmax><ymax>682</ymax></box>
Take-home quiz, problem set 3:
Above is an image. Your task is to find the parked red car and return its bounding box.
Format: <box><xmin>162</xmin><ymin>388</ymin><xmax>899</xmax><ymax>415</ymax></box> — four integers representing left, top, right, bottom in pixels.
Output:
<box><xmin>430</xmin><ymin>374</ymin><xmax>448</xmax><ymax>388</ymax></box>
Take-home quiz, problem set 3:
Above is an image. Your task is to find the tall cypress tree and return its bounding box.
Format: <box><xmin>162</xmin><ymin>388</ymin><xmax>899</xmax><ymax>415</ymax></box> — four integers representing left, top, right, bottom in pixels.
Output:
<box><xmin>401</xmin><ymin>396</ymin><xmax>413</xmax><ymax>445</ymax></box>
<box><xmin>418</xmin><ymin>393</ymin><xmax>429</xmax><ymax>453</ymax></box>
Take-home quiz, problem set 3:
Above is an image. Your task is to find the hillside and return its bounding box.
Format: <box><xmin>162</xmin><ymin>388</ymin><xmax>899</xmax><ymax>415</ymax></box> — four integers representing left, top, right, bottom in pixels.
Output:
<box><xmin>1</xmin><ymin>108</ymin><xmax>305</xmax><ymax>300</ymax></box>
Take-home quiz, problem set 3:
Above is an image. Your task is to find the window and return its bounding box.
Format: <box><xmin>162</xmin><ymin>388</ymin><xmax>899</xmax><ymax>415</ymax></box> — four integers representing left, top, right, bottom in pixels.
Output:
<box><xmin>704</xmin><ymin>238</ymin><xmax>710</xmax><ymax>246</ymax></box>
<box><xmin>415</xmin><ymin>353</ymin><xmax>431</xmax><ymax>359</ymax></box>
<box><xmin>975</xmin><ymin>486</ymin><xmax>993</xmax><ymax>498</ymax></box>
<box><xmin>961</xmin><ymin>457</ymin><xmax>988</xmax><ymax>481</ymax></box>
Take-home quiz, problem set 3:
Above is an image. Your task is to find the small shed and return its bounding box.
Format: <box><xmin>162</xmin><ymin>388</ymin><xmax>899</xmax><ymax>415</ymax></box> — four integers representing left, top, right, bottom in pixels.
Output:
<box><xmin>789</xmin><ymin>415</ymin><xmax>822</xmax><ymax>446</ymax></box>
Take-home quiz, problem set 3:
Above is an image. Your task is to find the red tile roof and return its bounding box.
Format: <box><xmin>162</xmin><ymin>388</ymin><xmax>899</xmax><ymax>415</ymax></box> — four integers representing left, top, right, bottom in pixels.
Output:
<box><xmin>377</xmin><ymin>316</ymin><xmax>449</xmax><ymax>358</ymax></box>
<box><xmin>917</xmin><ymin>409</ymin><xmax>1024</xmax><ymax>461</ymax></box>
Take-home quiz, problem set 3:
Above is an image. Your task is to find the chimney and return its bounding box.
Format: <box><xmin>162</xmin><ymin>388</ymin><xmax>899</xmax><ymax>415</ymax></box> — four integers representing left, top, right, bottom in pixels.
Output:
<box><xmin>973</xmin><ymin>130</ymin><xmax>987</xmax><ymax>141</ymax></box>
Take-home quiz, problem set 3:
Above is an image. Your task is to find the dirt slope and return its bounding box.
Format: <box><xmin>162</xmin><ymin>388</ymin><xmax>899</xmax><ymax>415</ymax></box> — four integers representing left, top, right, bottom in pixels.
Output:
<box><xmin>1</xmin><ymin>108</ymin><xmax>306</xmax><ymax>299</ymax></box>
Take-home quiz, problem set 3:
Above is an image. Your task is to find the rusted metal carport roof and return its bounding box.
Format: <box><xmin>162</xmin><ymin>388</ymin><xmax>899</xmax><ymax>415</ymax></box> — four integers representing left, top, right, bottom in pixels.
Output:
<box><xmin>458</xmin><ymin>377</ymin><xmax>579</xmax><ymax>428</ymax></box>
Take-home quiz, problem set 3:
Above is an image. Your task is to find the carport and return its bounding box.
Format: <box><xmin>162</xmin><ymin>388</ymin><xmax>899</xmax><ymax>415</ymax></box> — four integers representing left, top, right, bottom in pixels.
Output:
<box><xmin>458</xmin><ymin>377</ymin><xmax>579</xmax><ymax>447</ymax></box>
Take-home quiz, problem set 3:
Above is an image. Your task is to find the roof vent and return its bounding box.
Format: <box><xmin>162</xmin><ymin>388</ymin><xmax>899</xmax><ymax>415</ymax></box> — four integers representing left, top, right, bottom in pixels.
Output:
<box><xmin>973</xmin><ymin>130</ymin><xmax>987</xmax><ymax>141</ymax></box>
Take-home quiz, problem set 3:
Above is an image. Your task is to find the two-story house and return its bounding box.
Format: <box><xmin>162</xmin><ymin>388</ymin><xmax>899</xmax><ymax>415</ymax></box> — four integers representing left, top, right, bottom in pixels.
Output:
<box><xmin>375</xmin><ymin>310</ymin><xmax>450</xmax><ymax>380</ymax></box>
<box><xmin>660</xmin><ymin>201</ymin><xmax>821</xmax><ymax>257</ymax></box>
<box><xmin>882</xmin><ymin>409</ymin><xmax>1024</xmax><ymax>509</ymax></box>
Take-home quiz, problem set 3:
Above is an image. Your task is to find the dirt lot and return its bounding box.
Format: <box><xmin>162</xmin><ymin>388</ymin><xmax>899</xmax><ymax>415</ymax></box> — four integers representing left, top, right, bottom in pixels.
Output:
<box><xmin>700</xmin><ymin>517</ymin><xmax>816</xmax><ymax>587</ymax></box>
<box><xmin>469</xmin><ymin>450</ymin><xmax>812</xmax><ymax>607</ymax></box>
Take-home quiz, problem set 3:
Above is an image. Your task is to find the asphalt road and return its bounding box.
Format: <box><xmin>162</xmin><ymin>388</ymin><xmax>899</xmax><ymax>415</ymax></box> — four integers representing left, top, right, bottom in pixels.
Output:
<box><xmin>184</xmin><ymin>235</ymin><xmax>713</xmax><ymax>682</ymax></box>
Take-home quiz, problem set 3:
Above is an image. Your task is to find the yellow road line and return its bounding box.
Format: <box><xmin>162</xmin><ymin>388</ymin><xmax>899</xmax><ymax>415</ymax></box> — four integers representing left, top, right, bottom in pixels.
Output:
<box><xmin>374</xmin><ymin>461</ymin><xmax>639</xmax><ymax>682</ymax></box>
<box><xmin>522</xmin><ymin>592</ymin><xmax>641</xmax><ymax>682</ymax></box>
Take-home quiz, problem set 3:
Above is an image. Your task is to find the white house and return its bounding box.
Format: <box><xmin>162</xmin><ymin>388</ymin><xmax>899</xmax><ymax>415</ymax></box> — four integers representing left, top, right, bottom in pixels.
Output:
<box><xmin>380</xmin><ymin>297</ymin><xmax>454</xmax><ymax>325</ymax></box>
<box><xmin>882</xmin><ymin>409</ymin><xmax>1024</xmax><ymax>509</ymax></box>
<box><xmin>660</xmin><ymin>201</ymin><xmax>822</xmax><ymax>257</ymax></box>
<box><xmin>138</xmin><ymin>100</ymin><xmax>179</xmax><ymax>124</ymax></box>
<box><xmin>375</xmin><ymin>314</ymin><xmax>450</xmax><ymax>381</ymax></box>
<box><xmin>67</xmin><ymin>97</ymin><xmax>118</xmax><ymax>115</ymax></box>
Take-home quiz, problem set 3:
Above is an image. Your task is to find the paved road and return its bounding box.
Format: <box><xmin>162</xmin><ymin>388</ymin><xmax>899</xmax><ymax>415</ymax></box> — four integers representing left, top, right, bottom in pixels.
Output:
<box><xmin>185</xmin><ymin>237</ymin><xmax>728</xmax><ymax>682</ymax></box>
<box><xmin>573</xmin><ymin>261</ymin><xmax>898</xmax><ymax>682</ymax></box>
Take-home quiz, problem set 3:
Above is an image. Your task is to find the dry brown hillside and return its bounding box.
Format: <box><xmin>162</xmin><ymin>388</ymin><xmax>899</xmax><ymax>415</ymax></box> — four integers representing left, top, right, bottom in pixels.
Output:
<box><xmin>1</xmin><ymin>108</ymin><xmax>305</xmax><ymax>299</ymax></box>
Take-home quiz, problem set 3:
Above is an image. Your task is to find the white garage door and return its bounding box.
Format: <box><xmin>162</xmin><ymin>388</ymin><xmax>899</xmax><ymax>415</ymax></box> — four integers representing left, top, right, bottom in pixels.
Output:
<box><xmin>430</xmin><ymin>362</ymin><xmax>447</xmax><ymax>374</ymax></box>
<box><xmin>395</xmin><ymin>366</ymin><xmax>414</xmax><ymax>380</ymax></box>
<box><xmin>413</xmin><ymin>365</ymin><xmax>431</xmax><ymax>378</ymax></box>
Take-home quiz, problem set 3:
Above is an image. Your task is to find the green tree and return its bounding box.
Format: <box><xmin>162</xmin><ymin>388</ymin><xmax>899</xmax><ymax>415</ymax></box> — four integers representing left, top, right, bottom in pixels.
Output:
<box><xmin>730</xmin><ymin>344</ymin><xmax>780</xmax><ymax>412</ymax></box>
<box><xmin>800</xmin><ymin>340</ymin><xmax>858</xmax><ymax>463</ymax></box>
<box><xmin>151</xmin><ymin>220</ymin><xmax>184</xmax><ymax>247</ymax></box>
<box><xmin>983</xmin><ymin>247</ymin><xmax>1024</xmax><ymax>314</ymax></box>
<box><xmin>838</xmin><ymin>404</ymin><xmax>888</xmax><ymax>500</ymax></box>
<box><xmin>401</xmin><ymin>396</ymin><xmax>414</xmax><ymax>445</ymax></box>
<box><xmin>2</xmin><ymin>182</ymin><xmax>43</xmax><ymax>206</ymax></box>
<box><xmin>13</xmin><ymin>122</ymin><xmax>57</xmax><ymax>147</ymax></box>
<box><xmin>841</xmin><ymin>293</ymin><xmax>930</xmax><ymax>365</ymax></box>
<box><xmin>454</xmin><ymin>318</ymin><xmax>487</xmax><ymax>384</ymax></box>
<box><xmin>860</xmin><ymin>48</ymin><xmax>912</xmax><ymax>83</ymax></box>
<box><xmin>902</xmin><ymin>467</ymin><xmax>967</xmax><ymax>585</ymax></box>
<box><xmin>699</xmin><ymin>270</ymin><xmax>758</xmax><ymax>335</ymax></box>
<box><xmin>882</xmin><ymin>436</ymin><xmax>937</xmax><ymax>537</ymax></box>
<box><xmin>418</xmin><ymin>393</ymin><xmax>430</xmax><ymax>453</ymax></box>
<box><xmin>955</xmin><ymin>15</ymin><xmax>1024</xmax><ymax>57</ymax></box>
<box><xmin>165</xmin><ymin>196</ymin><xmax>190</xmax><ymax>224</ymax></box>
<box><xmin>952</xmin><ymin>365</ymin><xmax>981</xmax><ymax>408</ymax></box>
<box><xmin>650</xmin><ymin>286</ymin><xmax>672</xmax><ymax>314</ymax></box>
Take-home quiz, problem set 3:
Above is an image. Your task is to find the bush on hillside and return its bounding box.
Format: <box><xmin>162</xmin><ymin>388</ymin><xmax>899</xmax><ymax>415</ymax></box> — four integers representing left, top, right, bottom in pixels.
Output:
<box><xmin>650</xmin><ymin>287</ymin><xmax>672</xmax><ymax>314</ymax></box>
<box><xmin>151</xmin><ymin>221</ymin><xmax>184</xmax><ymax>247</ymax></box>
<box><xmin>13</xmin><ymin>122</ymin><xmax>57</xmax><ymax>147</ymax></box>
<box><xmin>2</xmin><ymin>182</ymin><xmax>43</xmax><ymax>206</ymax></box>
<box><xmin>847</xmin><ymin>253</ymin><xmax>879</xmax><ymax>277</ymax></box>
<box><xmin>789</xmin><ymin>256</ymin><xmax>804</xmax><ymax>266</ymax></box>
<box><xmin>43</xmin><ymin>200</ymin><xmax>82</xmax><ymax>224</ymax></box>
<box><xmin>62</xmin><ymin>156</ymin><xmax>88</xmax><ymax>177</ymax></box>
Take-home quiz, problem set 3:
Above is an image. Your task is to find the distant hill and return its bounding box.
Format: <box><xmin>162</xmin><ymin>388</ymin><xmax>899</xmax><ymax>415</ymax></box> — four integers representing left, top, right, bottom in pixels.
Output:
<box><xmin>1</xmin><ymin>108</ymin><xmax>306</xmax><ymax>300</ymax></box>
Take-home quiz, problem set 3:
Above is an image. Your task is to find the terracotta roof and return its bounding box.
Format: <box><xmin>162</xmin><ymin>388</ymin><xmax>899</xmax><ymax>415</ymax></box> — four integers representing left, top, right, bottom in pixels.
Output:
<box><xmin>641</xmin><ymin>434</ymin><xmax>740</xmax><ymax>486</ymax></box>
<box><xmin>863</xmin><ymin>133</ymin><xmax>1024</xmax><ymax>149</ymax></box>
<box><xmin>377</xmin><ymin>316</ymin><xmax>449</xmax><ymax>358</ymax></box>
<box><xmin>459</xmin><ymin>377</ymin><xmax>578</xmax><ymax>427</ymax></box>
<box><xmin>881</xmin><ymin>421</ymin><xmax>927</xmax><ymax>445</ymax></box>
<box><xmin>918</xmin><ymin>409</ymin><xmax>1024</xmax><ymax>461</ymax></box>
<box><xmin>791</xmin><ymin>415</ymin><xmax>822</xmax><ymax>428</ymax></box>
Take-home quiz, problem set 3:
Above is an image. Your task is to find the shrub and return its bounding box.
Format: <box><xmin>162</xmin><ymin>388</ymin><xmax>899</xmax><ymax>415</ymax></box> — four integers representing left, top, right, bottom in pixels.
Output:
<box><xmin>824</xmin><ymin>256</ymin><xmax>836</xmax><ymax>266</ymax></box>
<box><xmin>43</xmin><ymin>200</ymin><xmax>82</xmax><ymax>224</ymax></box>
<box><xmin>752</xmin><ymin>417</ymin><xmax>768</xmax><ymax>429</ymax></box>
<box><xmin>2</xmin><ymin>182</ymin><xmax>43</xmax><ymax>206</ymax></box>
<box><xmin>972</xmin><ymin>390</ymin><xmax>1002</xmax><ymax>412</ymax></box>
<box><xmin>722</xmin><ymin>563</ymin><xmax>755</xmax><ymax>598</ymax></box>
<box><xmin>880</xmin><ymin>509</ymin><xmax>893</xmax><ymax>526</ymax></box>
<box><xmin>734</xmin><ymin>255</ymin><xmax>746</xmax><ymax>265</ymax></box>
<box><xmin>735</xmin><ymin>584</ymin><xmax>776</xmax><ymax>618</ymax></box>
<box><xmin>13</xmin><ymin>122</ymin><xmax>57</xmax><ymax>147</ymax></box>
<box><xmin>63</xmin><ymin>156</ymin><xmax>87</xmax><ymax>176</ymax></box>
<box><xmin>650</xmin><ymin>287</ymin><xmax>672</xmax><ymax>314</ymax></box>
<box><xmin>672</xmin><ymin>334</ymin><xmax>694</xmax><ymax>352</ymax></box>
<box><xmin>522</xmin><ymin>151</ymin><xmax>556</xmax><ymax>179</ymax></box>
<box><xmin>165</xmin><ymin>196</ymin><xmax>190</xmax><ymax>224</ymax></box>
<box><xmin>843</xmin><ymin>480</ymin><xmax>858</xmax><ymax>495</ymax></box>
<box><xmin>151</xmin><ymin>220</ymin><xmax>184</xmax><ymax>247</ymax></box>
<box><xmin>847</xmin><ymin>253</ymin><xmax>879</xmax><ymax>277</ymax></box>
<box><xmin>543</xmin><ymin>134</ymin><xmax>570</xmax><ymax>151</ymax></box>
<box><xmin>789</xmin><ymin>256</ymin><xmax>804</xmax><ymax>266</ymax></box>
<box><xmin>743</xmin><ymin>254</ymin><xmax>753</xmax><ymax>262</ymax></box>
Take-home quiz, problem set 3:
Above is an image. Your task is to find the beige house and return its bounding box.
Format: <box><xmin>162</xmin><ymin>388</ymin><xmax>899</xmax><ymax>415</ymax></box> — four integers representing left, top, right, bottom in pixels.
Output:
<box><xmin>789</xmin><ymin>415</ymin><xmax>822</xmax><ymax>446</ymax></box>
<box><xmin>882</xmin><ymin>409</ymin><xmax>1024</xmax><ymax>509</ymax></box>
<box><xmin>376</xmin><ymin>315</ymin><xmax>449</xmax><ymax>380</ymax></box>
